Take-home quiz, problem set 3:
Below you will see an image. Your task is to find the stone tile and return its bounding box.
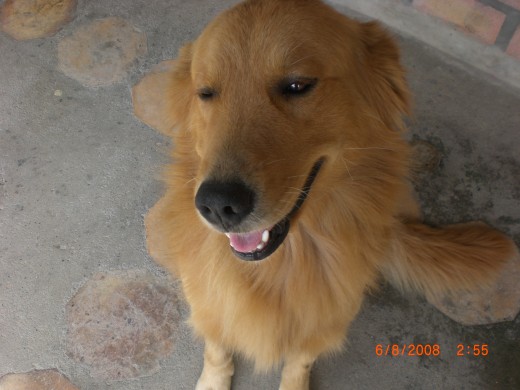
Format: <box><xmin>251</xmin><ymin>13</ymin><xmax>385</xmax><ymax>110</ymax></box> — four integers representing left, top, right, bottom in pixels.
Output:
<box><xmin>57</xmin><ymin>17</ymin><xmax>147</xmax><ymax>88</ymax></box>
<box><xmin>66</xmin><ymin>270</ymin><xmax>180</xmax><ymax>380</ymax></box>
<box><xmin>0</xmin><ymin>369</ymin><xmax>79</xmax><ymax>390</ymax></box>
<box><xmin>0</xmin><ymin>0</ymin><xmax>76</xmax><ymax>40</ymax></box>
<box><xmin>427</xmin><ymin>250</ymin><xmax>520</xmax><ymax>325</ymax></box>
<box><xmin>132</xmin><ymin>60</ymin><xmax>177</xmax><ymax>135</ymax></box>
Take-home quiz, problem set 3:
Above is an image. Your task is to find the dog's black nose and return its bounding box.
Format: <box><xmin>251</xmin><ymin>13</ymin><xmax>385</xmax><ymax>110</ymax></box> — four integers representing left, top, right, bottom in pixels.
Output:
<box><xmin>195</xmin><ymin>180</ymin><xmax>256</xmax><ymax>230</ymax></box>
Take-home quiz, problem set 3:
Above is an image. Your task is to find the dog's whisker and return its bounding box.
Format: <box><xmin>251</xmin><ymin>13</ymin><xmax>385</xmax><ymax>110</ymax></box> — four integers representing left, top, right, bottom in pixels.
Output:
<box><xmin>264</xmin><ymin>158</ymin><xmax>290</xmax><ymax>166</ymax></box>
<box><xmin>344</xmin><ymin>147</ymin><xmax>395</xmax><ymax>151</ymax></box>
<box><xmin>184</xmin><ymin>177</ymin><xmax>197</xmax><ymax>185</ymax></box>
<box><xmin>287</xmin><ymin>53</ymin><xmax>316</xmax><ymax>67</ymax></box>
<box><xmin>262</xmin><ymin>157</ymin><xmax>313</xmax><ymax>166</ymax></box>
<box><xmin>341</xmin><ymin>157</ymin><xmax>353</xmax><ymax>180</ymax></box>
<box><xmin>248</xmin><ymin>212</ymin><xmax>264</xmax><ymax>226</ymax></box>
<box><xmin>361</xmin><ymin>111</ymin><xmax>386</xmax><ymax>125</ymax></box>
<box><xmin>285</xmin><ymin>40</ymin><xmax>305</xmax><ymax>56</ymax></box>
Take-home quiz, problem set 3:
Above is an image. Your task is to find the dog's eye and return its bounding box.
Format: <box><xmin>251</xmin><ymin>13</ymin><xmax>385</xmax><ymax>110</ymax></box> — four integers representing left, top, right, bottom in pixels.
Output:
<box><xmin>281</xmin><ymin>78</ymin><xmax>317</xmax><ymax>97</ymax></box>
<box><xmin>197</xmin><ymin>87</ymin><xmax>217</xmax><ymax>101</ymax></box>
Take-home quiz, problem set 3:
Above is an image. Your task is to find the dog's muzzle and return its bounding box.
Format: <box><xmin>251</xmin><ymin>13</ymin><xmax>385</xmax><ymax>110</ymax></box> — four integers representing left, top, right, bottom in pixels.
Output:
<box><xmin>195</xmin><ymin>158</ymin><xmax>325</xmax><ymax>261</ymax></box>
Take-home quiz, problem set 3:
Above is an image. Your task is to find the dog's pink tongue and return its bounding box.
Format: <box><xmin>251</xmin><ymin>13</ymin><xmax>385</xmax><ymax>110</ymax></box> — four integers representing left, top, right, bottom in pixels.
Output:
<box><xmin>228</xmin><ymin>231</ymin><xmax>263</xmax><ymax>253</ymax></box>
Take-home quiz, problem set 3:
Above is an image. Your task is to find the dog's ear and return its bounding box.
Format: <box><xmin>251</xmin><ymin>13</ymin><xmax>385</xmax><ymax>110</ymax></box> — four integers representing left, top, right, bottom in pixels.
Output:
<box><xmin>165</xmin><ymin>43</ymin><xmax>194</xmax><ymax>134</ymax></box>
<box><xmin>359</xmin><ymin>22</ymin><xmax>411</xmax><ymax>131</ymax></box>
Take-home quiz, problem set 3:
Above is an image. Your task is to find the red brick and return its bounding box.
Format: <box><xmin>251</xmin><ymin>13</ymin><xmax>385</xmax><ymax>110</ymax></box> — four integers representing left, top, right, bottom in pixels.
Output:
<box><xmin>498</xmin><ymin>0</ymin><xmax>520</xmax><ymax>11</ymax></box>
<box><xmin>413</xmin><ymin>0</ymin><xmax>506</xmax><ymax>44</ymax></box>
<box><xmin>506</xmin><ymin>26</ymin><xmax>520</xmax><ymax>60</ymax></box>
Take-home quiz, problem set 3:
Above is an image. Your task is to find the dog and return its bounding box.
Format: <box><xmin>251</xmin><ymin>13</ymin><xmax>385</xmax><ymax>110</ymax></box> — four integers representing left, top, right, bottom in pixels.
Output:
<box><xmin>145</xmin><ymin>0</ymin><xmax>517</xmax><ymax>388</ymax></box>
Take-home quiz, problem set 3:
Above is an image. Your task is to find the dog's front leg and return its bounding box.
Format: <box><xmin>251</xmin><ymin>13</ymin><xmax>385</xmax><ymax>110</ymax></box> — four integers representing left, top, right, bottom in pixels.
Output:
<box><xmin>195</xmin><ymin>340</ymin><xmax>234</xmax><ymax>390</ymax></box>
<box><xmin>279</xmin><ymin>353</ymin><xmax>316</xmax><ymax>390</ymax></box>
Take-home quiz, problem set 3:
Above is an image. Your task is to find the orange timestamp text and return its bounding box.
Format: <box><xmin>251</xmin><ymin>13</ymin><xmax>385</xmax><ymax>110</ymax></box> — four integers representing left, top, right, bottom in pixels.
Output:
<box><xmin>375</xmin><ymin>344</ymin><xmax>440</xmax><ymax>357</ymax></box>
<box><xmin>375</xmin><ymin>343</ymin><xmax>490</xmax><ymax>357</ymax></box>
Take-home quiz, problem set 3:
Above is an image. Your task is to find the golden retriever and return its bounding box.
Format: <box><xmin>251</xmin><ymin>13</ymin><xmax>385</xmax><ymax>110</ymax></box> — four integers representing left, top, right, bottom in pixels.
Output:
<box><xmin>145</xmin><ymin>0</ymin><xmax>517</xmax><ymax>388</ymax></box>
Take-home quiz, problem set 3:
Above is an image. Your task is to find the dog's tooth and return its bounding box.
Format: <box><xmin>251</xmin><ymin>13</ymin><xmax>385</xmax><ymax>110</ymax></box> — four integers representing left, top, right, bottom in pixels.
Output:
<box><xmin>256</xmin><ymin>242</ymin><xmax>265</xmax><ymax>250</ymax></box>
<box><xmin>225</xmin><ymin>233</ymin><xmax>231</xmax><ymax>238</ymax></box>
<box><xmin>262</xmin><ymin>230</ymin><xmax>269</xmax><ymax>243</ymax></box>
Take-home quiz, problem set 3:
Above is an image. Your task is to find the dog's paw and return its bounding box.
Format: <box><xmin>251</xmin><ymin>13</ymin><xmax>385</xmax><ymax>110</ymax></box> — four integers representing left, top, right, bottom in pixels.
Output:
<box><xmin>195</xmin><ymin>375</ymin><xmax>232</xmax><ymax>390</ymax></box>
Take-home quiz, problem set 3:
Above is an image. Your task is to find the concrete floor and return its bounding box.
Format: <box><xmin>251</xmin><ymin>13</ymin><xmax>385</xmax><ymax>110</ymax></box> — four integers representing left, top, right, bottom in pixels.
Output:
<box><xmin>1</xmin><ymin>0</ymin><xmax>519</xmax><ymax>389</ymax></box>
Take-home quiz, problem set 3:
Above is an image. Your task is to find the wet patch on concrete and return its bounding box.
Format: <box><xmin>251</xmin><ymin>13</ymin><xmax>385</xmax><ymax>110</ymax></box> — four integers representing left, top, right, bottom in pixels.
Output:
<box><xmin>459</xmin><ymin>314</ymin><xmax>520</xmax><ymax>389</ymax></box>
<box><xmin>411</xmin><ymin>132</ymin><xmax>520</xmax><ymax>247</ymax></box>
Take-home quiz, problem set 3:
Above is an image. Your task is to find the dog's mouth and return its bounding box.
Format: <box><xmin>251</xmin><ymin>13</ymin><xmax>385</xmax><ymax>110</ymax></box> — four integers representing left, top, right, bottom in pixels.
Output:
<box><xmin>227</xmin><ymin>158</ymin><xmax>324</xmax><ymax>261</ymax></box>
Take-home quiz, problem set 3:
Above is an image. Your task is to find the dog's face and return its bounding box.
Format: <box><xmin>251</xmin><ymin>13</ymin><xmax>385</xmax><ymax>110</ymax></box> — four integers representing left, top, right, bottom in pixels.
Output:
<box><xmin>168</xmin><ymin>0</ymin><xmax>409</xmax><ymax>261</ymax></box>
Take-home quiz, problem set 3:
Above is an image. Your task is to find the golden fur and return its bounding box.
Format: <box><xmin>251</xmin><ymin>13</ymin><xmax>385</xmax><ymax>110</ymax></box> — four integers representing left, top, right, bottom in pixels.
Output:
<box><xmin>145</xmin><ymin>0</ymin><xmax>517</xmax><ymax>388</ymax></box>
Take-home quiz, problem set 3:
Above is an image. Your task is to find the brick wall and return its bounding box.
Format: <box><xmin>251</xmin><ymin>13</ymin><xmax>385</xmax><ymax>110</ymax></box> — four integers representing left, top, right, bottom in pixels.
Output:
<box><xmin>410</xmin><ymin>0</ymin><xmax>520</xmax><ymax>60</ymax></box>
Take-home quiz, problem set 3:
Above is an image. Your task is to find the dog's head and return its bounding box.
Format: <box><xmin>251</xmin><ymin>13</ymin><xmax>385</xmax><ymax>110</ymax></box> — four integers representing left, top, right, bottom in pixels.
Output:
<box><xmin>167</xmin><ymin>0</ymin><xmax>410</xmax><ymax>261</ymax></box>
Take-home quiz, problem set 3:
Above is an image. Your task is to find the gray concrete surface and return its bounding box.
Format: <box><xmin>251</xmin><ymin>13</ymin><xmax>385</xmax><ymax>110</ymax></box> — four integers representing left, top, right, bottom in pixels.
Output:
<box><xmin>1</xmin><ymin>0</ymin><xmax>519</xmax><ymax>389</ymax></box>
